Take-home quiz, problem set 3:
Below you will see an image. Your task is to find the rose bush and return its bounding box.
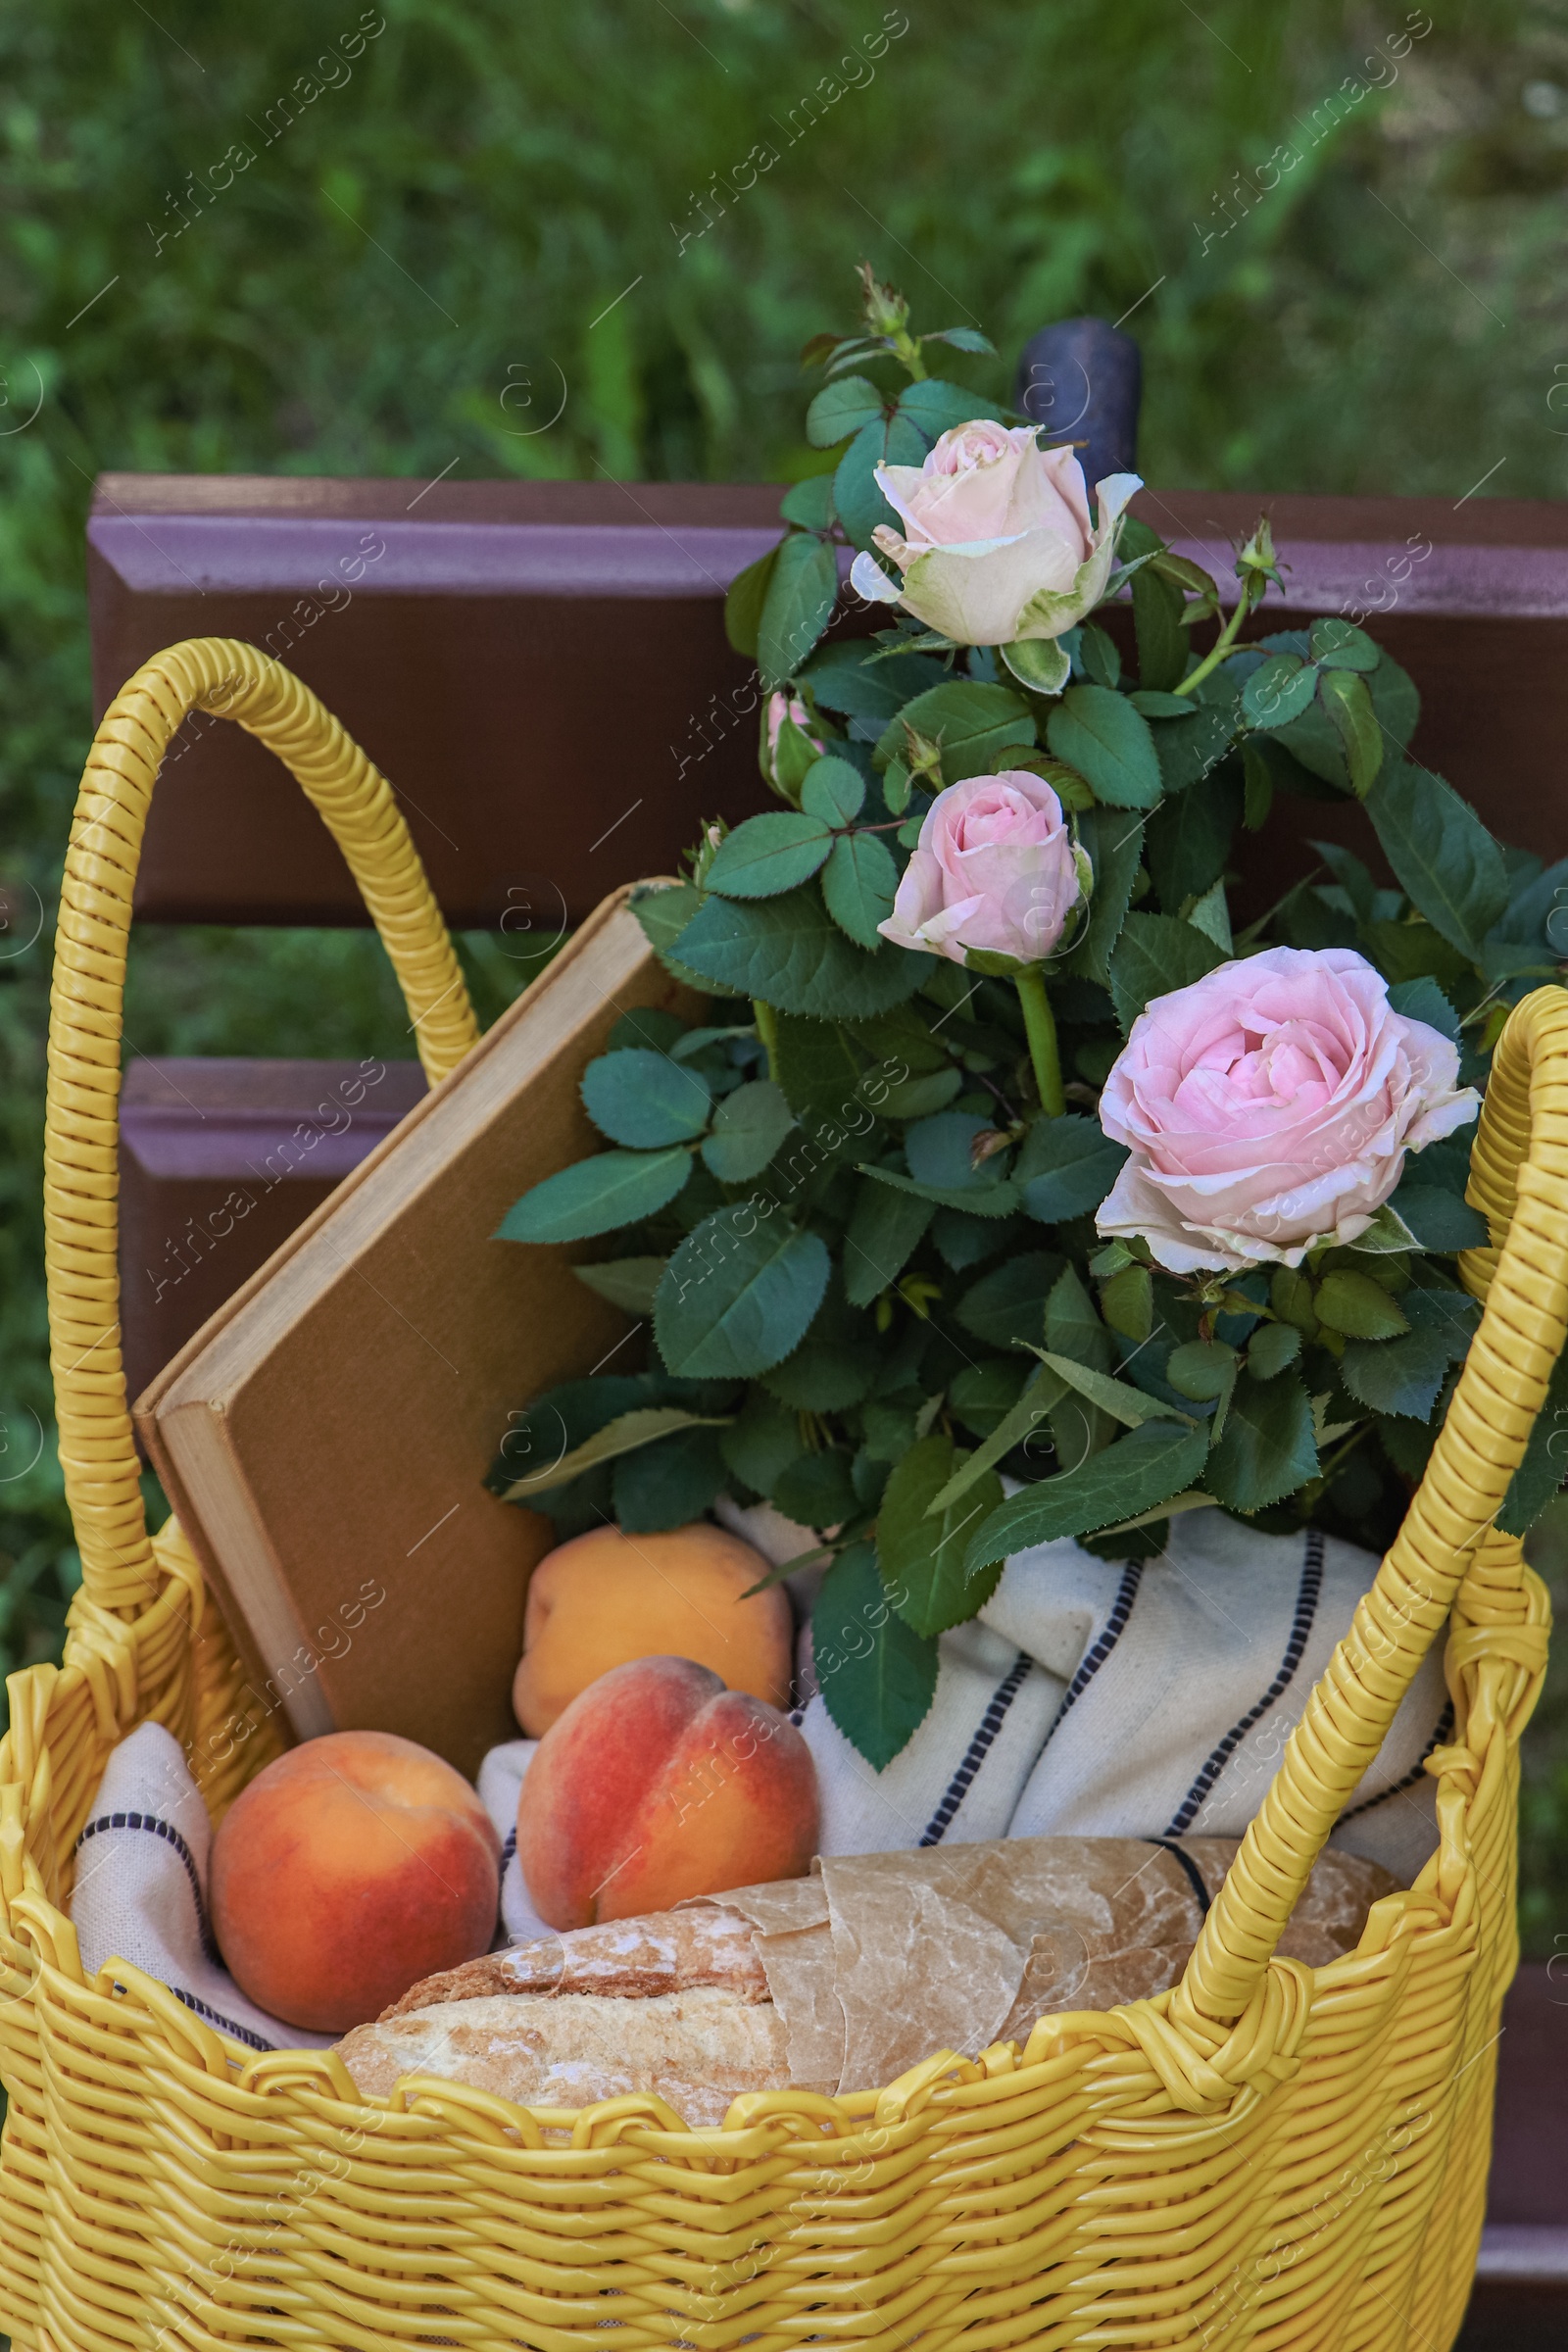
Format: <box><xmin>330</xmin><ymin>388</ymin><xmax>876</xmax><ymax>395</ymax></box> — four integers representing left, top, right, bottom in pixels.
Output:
<box><xmin>877</xmin><ymin>769</ymin><xmax>1088</xmax><ymax>966</ymax></box>
<box><xmin>849</xmin><ymin>419</ymin><xmax>1141</xmax><ymax>647</ymax></box>
<box><xmin>1095</xmin><ymin>947</ymin><xmax>1480</xmax><ymax>1273</ymax></box>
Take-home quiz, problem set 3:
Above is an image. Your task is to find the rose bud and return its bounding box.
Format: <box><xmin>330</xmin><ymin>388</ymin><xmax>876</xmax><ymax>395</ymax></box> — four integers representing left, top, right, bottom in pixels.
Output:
<box><xmin>849</xmin><ymin>418</ymin><xmax>1141</xmax><ymax>648</ymax></box>
<box><xmin>876</xmin><ymin>770</ymin><xmax>1089</xmax><ymax>967</ymax></box>
<box><xmin>760</xmin><ymin>691</ymin><xmax>824</xmax><ymax>800</ymax></box>
<box><xmin>1094</xmin><ymin>946</ymin><xmax>1480</xmax><ymax>1273</ymax></box>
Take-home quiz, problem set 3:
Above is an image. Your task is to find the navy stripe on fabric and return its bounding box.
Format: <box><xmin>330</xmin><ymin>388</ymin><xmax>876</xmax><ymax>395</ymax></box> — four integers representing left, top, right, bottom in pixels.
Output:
<box><xmin>918</xmin><ymin>1650</ymin><xmax>1034</xmax><ymax>1848</ymax></box>
<box><xmin>500</xmin><ymin>1826</ymin><xmax>517</xmax><ymax>1869</ymax></box>
<box><xmin>1163</xmin><ymin>1529</ymin><xmax>1325</xmax><ymax>1838</ymax></box>
<box><xmin>1340</xmin><ymin>1700</ymin><xmax>1455</xmax><ymax>1820</ymax></box>
<box><xmin>169</xmin><ymin>1985</ymin><xmax>274</xmax><ymax>2052</ymax></box>
<box><xmin>1144</xmin><ymin>1837</ymin><xmax>1212</xmax><ymax>1917</ymax></box>
<box><xmin>1041</xmin><ymin>1560</ymin><xmax>1145</xmax><ymax>1746</ymax></box>
<box><xmin>76</xmin><ymin>1809</ymin><xmax>222</xmax><ymax>1965</ymax></box>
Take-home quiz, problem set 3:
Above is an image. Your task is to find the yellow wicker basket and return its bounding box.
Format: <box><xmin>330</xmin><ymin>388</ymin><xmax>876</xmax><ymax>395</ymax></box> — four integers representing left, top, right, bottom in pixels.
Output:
<box><xmin>0</xmin><ymin>637</ymin><xmax>1554</xmax><ymax>2352</ymax></box>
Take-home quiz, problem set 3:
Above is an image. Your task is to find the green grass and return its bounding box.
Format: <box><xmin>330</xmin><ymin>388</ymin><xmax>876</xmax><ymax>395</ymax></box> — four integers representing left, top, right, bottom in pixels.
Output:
<box><xmin>3</xmin><ymin>0</ymin><xmax>1567</xmax><ymax>1941</ymax></box>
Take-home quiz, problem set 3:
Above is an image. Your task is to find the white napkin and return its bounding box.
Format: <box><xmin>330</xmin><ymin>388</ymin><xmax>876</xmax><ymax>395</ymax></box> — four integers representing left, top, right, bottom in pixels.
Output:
<box><xmin>475</xmin><ymin>1738</ymin><xmax>557</xmax><ymax>1942</ymax></box>
<box><xmin>724</xmin><ymin>1500</ymin><xmax>1448</xmax><ymax>1887</ymax></box>
<box><xmin>70</xmin><ymin>1722</ymin><xmax>335</xmax><ymax>2053</ymax></box>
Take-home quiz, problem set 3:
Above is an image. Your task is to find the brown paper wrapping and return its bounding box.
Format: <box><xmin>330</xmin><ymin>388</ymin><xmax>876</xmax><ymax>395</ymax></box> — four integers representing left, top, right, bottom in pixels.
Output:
<box><xmin>707</xmin><ymin>1835</ymin><xmax>1396</xmax><ymax>2095</ymax></box>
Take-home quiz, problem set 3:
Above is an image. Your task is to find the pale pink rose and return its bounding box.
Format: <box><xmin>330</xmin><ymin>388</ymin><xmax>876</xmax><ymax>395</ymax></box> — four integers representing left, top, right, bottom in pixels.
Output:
<box><xmin>877</xmin><ymin>769</ymin><xmax>1087</xmax><ymax>966</ymax></box>
<box><xmin>848</xmin><ymin>418</ymin><xmax>1141</xmax><ymax>646</ymax></box>
<box><xmin>1095</xmin><ymin>947</ymin><xmax>1480</xmax><ymax>1274</ymax></box>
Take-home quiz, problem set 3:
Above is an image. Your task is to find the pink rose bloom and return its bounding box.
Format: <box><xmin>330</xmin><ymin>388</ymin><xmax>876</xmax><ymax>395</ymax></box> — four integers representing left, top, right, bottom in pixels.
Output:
<box><xmin>1095</xmin><ymin>946</ymin><xmax>1480</xmax><ymax>1274</ymax></box>
<box><xmin>848</xmin><ymin>418</ymin><xmax>1141</xmax><ymax>646</ymax></box>
<box><xmin>877</xmin><ymin>769</ymin><xmax>1088</xmax><ymax>966</ymax></box>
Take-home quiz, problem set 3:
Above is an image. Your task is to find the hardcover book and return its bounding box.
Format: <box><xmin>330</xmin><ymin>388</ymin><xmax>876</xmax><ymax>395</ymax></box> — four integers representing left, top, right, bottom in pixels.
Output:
<box><xmin>136</xmin><ymin>888</ymin><xmax>696</xmax><ymax>1778</ymax></box>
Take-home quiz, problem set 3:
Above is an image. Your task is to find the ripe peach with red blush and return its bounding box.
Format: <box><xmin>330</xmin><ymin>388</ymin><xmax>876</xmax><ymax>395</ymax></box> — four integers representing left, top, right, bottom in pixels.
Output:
<box><xmin>211</xmin><ymin>1730</ymin><xmax>501</xmax><ymax>2032</ymax></box>
<box><xmin>517</xmin><ymin>1655</ymin><xmax>818</xmax><ymax>1930</ymax></box>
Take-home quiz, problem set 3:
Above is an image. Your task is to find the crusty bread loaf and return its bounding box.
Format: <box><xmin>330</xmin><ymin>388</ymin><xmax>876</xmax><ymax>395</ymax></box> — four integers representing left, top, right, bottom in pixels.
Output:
<box><xmin>378</xmin><ymin>1900</ymin><xmax>768</xmax><ymax>2018</ymax></box>
<box><xmin>337</xmin><ymin>1985</ymin><xmax>792</xmax><ymax>2126</ymax></box>
<box><xmin>338</xmin><ymin>1836</ymin><xmax>1403</xmax><ymax>2125</ymax></box>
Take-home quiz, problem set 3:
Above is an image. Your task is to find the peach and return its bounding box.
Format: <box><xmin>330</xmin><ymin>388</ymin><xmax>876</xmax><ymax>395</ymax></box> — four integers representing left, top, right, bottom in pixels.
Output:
<box><xmin>211</xmin><ymin>1730</ymin><xmax>501</xmax><ymax>2033</ymax></box>
<box><xmin>517</xmin><ymin>1656</ymin><xmax>818</xmax><ymax>1931</ymax></box>
<box><xmin>511</xmin><ymin>1521</ymin><xmax>793</xmax><ymax>1737</ymax></box>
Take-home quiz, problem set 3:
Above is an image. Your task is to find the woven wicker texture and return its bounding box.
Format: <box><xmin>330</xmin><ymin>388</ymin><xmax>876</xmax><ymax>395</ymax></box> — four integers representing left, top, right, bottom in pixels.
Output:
<box><xmin>0</xmin><ymin>639</ymin><xmax>1553</xmax><ymax>2350</ymax></box>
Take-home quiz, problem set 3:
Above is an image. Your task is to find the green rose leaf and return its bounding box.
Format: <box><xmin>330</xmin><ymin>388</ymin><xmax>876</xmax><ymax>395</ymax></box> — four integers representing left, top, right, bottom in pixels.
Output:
<box><xmin>950</xmin><ymin>1357</ymin><xmax>1033</xmax><ymax>1438</ymax></box>
<box><xmin>1389</xmin><ymin>1184</ymin><xmax>1487</xmax><ymax>1251</ymax></box>
<box><xmin>814</xmin><ymin>1542</ymin><xmax>939</xmax><ymax>1769</ymax></box>
<box><xmin>1015</xmin><ymin>1112</ymin><xmax>1129</xmax><ymax>1223</ymax></box>
<box><xmin>1498</xmin><ymin>1352</ymin><xmax>1568</xmax><ymax>1536</ymax></box>
<box><xmin>862</xmin><ymin>1164</ymin><xmax>1021</xmax><ymax>1218</ymax></box>
<box><xmin>1387</xmin><ymin>977</ymin><xmax>1462</xmax><ymax>1044</ymax></box>
<box><xmin>1314</xmin><ymin>1269</ymin><xmax>1410</xmax><ymax>1340</ymax></box>
<box><xmin>834</xmin><ymin>409</ymin><xmax>929</xmax><ymax>552</ymax></box>
<box><xmin>956</xmin><ymin>1250</ymin><xmax>1062</xmax><ymax>1353</ymax></box>
<box><xmin>906</xmin><ymin>1109</ymin><xmax>1010</xmax><ymax>1195</ymax></box>
<box><xmin>720</xmin><ymin>1390</ymin><xmax>803</xmax><ymax>1499</ymax></box>
<box><xmin>801</xmin><ymin>756</ymin><xmax>866</xmax><ymax>826</ymax></box>
<box><xmin>573</xmin><ymin>1255</ymin><xmax>668</xmax><ymax>1316</ymax></box>
<box><xmin>778</xmin><ymin>474</ymin><xmax>836</xmax><ymax>531</ymax></box>
<box><xmin>1146</xmin><ymin>767</ymin><xmax>1243</xmax><ymax>914</ymax></box>
<box><xmin>1363</xmin><ymin>760</ymin><xmax>1510</xmax><ymax>960</ymax></box>
<box><xmin>1246</xmin><ymin>1320</ymin><xmax>1301</xmax><ymax>1381</ymax></box>
<box><xmin>655</xmin><ymin>1214</ymin><xmax>830</xmax><ymax>1378</ymax></box>
<box><xmin>1107</xmin><ymin>909</ymin><xmax>1226</xmax><ymax>1035</ymax></box>
<box><xmin>822</xmin><ymin>830</ymin><xmax>900</xmax><ymax>949</ymax></box>
<box><xmin>673</xmin><ymin>887</ymin><xmax>925</xmax><ymax>1018</ymax></box>
<box><xmin>613</xmin><ymin>1424</ymin><xmax>728</xmax><ymax>1532</ymax></box>
<box><xmin>1063</xmin><ymin>807</ymin><xmax>1144</xmax><ymax>988</ymax></box>
<box><xmin>1046</xmin><ymin>684</ymin><xmax>1162</xmax><ymax>810</ymax></box>
<box><xmin>879</xmin><ymin>1433</ymin><xmax>1005</xmax><ymax>1637</ymax></box>
<box><xmin>1203</xmin><ymin>1368</ymin><xmax>1319</xmax><ymax>1512</ymax></box>
<box><xmin>580</xmin><ymin>1047</ymin><xmax>712</xmax><ymax>1147</ymax></box>
<box><xmin>1341</xmin><ymin>1324</ymin><xmax>1451</xmax><ymax>1419</ymax></box>
<box><xmin>1318</xmin><ymin>669</ymin><xmax>1384</xmax><ymax>797</ymax></box>
<box><xmin>1403</xmin><ymin>1286</ymin><xmax>1481</xmax><ymax>1359</ymax></box>
<box><xmin>1132</xmin><ymin>564</ymin><xmax>1187</xmax><ymax>693</ymax></box>
<box><xmin>800</xmin><ymin>642</ymin><xmax>949</xmax><ymax>721</ymax></box>
<box><xmin>760</xmin><ymin>1288</ymin><xmax>879</xmax><ymax>1410</ymax></box>
<box><xmin>895</xmin><ymin>378</ymin><xmax>1005</xmax><ymax>440</ymax></box>
<box><xmin>724</xmin><ymin>545</ymin><xmax>778</xmax><ymax>660</ymax></box>
<box><xmin>632</xmin><ymin>880</ymin><xmax>745</xmax><ymax>999</ymax></box>
<box><xmin>843</xmin><ymin>1180</ymin><xmax>934</xmax><ymax>1307</ymax></box>
<box><xmin>806</xmin><ymin>374</ymin><xmax>886</xmax><ymax>449</ymax></box>
<box><xmin>773</xmin><ymin>1446</ymin><xmax>860</xmax><ymax>1531</ymax></box>
<box><xmin>707</xmin><ymin>810</ymin><xmax>835</xmax><ymax>899</ymax></box>
<box><xmin>758</xmin><ymin>531</ymin><xmax>839</xmax><ymax>690</ymax></box>
<box><xmin>1152</xmin><ymin>703</ymin><xmax>1234</xmax><ymax>798</ymax></box>
<box><xmin>1309</xmin><ymin>616</ymin><xmax>1380</xmax><ymax>671</ymax></box>
<box><xmin>700</xmin><ymin>1078</ymin><xmax>796</xmax><ymax>1182</ymax></box>
<box><xmin>966</xmin><ymin>1417</ymin><xmax>1210</xmax><ymax>1569</ymax></box>
<box><xmin>873</xmin><ymin>680</ymin><xmax>1035</xmax><ymax>785</ymax></box>
<box><xmin>1242</xmin><ymin>652</ymin><xmax>1320</xmax><ymax>730</ymax></box>
<box><xmin>489</xmin><ymin>1403</ymin><xmax>730</xmax><ymax>1504</ymax></box>
<box><xmin>495</xmin><ymin>1145</ymin><xmax>694</xmax><ymax>1245</ymax></box>
<box><xmin>932</xmin><ymin>1363</ymin><xmax>1065</xmax><ymax>1511</ymax></box>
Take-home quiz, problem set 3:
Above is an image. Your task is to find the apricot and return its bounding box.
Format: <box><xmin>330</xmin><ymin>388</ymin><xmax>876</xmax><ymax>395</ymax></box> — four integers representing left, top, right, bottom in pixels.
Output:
<box><xmin>211</xmin><ymin>1730</ymin><xmax>501</xmax><ymax>2033</ymax></box>
<box><xmin>511</xmin><ymin>1521</ymin><xmax>793</xmax><ymax>1737</ymax></box>
<box><xmin>517</xmin><ymin>1656</ymin><xmax>818</xmax><ymax>1931</ymax></box>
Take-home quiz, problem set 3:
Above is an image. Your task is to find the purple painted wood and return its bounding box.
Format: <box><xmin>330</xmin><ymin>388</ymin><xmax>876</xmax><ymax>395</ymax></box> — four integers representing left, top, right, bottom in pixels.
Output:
<box><xmin>90</xmin><ymin>473</ymin><xmax>1568</xmax><ymax>930</ymax></box>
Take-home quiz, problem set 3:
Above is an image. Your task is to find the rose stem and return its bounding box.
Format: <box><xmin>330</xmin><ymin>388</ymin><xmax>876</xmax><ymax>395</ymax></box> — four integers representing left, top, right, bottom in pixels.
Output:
<box><xmin>753</xmin><ymin>997</ymin><xmax>779</xmax><ymax>1079</ymax></box>
<box><xmin>1014</xmin><ymin>968</ymin><xmax>1065</xmax><ymax>1117</ymax></box>
<box><xmin>1172</xmin><ymin>584</ymin><xmax>1255</xmax><ymax>699</ymax></box>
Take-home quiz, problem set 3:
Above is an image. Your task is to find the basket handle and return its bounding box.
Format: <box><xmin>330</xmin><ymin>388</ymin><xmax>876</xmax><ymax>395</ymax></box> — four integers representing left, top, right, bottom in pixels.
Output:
<box><xmin>46</xmin><ymin>639</ymin><xmax>479</xmax><ymax>1621</ymax></box>
<box><xmin>1171</xmin><ymin>983</ymin><xmax>1567</xmax><ymax>2032</ymax></box>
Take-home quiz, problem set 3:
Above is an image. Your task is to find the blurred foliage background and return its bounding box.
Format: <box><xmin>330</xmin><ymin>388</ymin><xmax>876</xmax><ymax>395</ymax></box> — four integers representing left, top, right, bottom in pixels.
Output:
<box><xmin>1</xmin><ymin>0</ymin><xmax>1566</xmax><ymax>1946</ymax></box>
